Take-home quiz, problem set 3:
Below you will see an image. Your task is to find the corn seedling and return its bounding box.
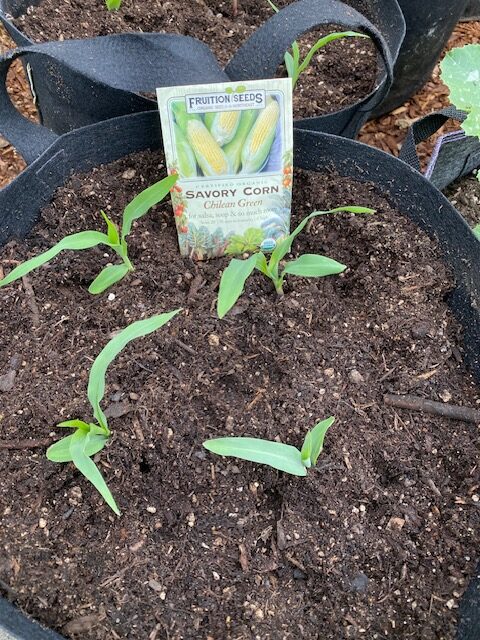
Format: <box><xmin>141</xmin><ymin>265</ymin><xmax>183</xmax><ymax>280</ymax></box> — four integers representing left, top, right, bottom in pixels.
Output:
<box><xmin>217</xmin><ymin>206</ymin><xmax>374</xmax><ymax>318</ymax></box>
<box><xmin>204</xmin><ymin>416</ymin><xmax>334</xmax><ymax>476</ymax></box>
<box><xmin>105</xmin><ymin>0</ymin><xmax>122</xmax><ymax>9</ymax></box>
<box><xmin>47</xmin><ymin>310</ymin><xmax>181</xmax><ymax>515</ymax></box>
<box><xmin>0</xmin><ymin>174</ymin><xmax>177</xmax><ymax>294</ymax></box>
<box><xmin>267</xmin><ymin>1</ymin><xmax>369</xmax><ymax>89</ymax></box>
<box><xmin>474</xmin><ymin>224</ymin><xmax>480</xmax><ymax>240</ymax></box>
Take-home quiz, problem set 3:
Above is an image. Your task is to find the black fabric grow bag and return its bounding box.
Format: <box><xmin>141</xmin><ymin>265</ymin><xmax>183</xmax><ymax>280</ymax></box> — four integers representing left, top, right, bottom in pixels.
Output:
<box><xmin>462</xmin><ymin>0</ymin><xmax>480</xmax><ymax>19</ymax></box>
<box><xmin>0</xmin><ymin>0</ymin><xmax>405</xmax><ymax>139</ymax></box>
<box><xmin>373</xmin><ymin>0</ymin><xmax>469</xmax><ymax>116</ymax></box>
<box><xmin>0</xmin><ymin>115</ymin><xmax>479</xmax><ymax>638</ymax></box>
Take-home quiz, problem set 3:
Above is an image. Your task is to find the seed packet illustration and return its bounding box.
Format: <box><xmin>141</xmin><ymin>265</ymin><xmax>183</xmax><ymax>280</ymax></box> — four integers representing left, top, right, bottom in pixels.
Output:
<box><xmin>157</xmin><ymin>78</ymin><xmax>293</xmax><ymax>260</ymax></box>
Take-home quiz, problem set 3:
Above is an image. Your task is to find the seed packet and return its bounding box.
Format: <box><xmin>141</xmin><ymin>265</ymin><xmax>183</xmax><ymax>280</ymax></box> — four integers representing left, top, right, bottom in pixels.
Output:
<box><xmin>157</xmin><ymin>78</ymin><xmax>293</xmax><ymax>260</ymax></box>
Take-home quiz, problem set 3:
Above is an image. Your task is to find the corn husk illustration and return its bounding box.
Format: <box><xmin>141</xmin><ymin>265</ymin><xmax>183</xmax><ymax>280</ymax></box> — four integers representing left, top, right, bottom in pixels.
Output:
<box><xmin>241</xmin><ymin>97</ymin><xmax>280</xmax><ymax>174</ymax></box>
<box><xmin>223</xmin><ymin>109</ymin><xmax>259</xmax><ymax>174</ymax></box>
<box><xmin>174</xmin><ymin>123</ymin><xmax>197</xmax><ymax>178</ymax></box>
<box><xmin>172</xmin><ymin>100</ymin><xmax>201</xmax><ymax>133</ymax></box>
<box><xmin>186</xmin><ymin>119</ymin><xmax>229</xmax><ymax>177</ymax></box>
<box><xmin>205</xmin><ymin>110</ymin><xmax>241</xmax><ymax>146</ymax></box>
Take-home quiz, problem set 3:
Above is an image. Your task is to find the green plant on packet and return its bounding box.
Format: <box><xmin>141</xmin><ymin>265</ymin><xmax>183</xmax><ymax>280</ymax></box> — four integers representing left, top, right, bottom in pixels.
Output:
<box><xmin>225</xmin><ymin>227</ymin><xmax>265</xmax><ymax>255</ymax></box>
<box><xmin>267</xmin><ymin>0</ymin><xmax>369</xmax><ymax>89</ymax></box>
<box><xmin>216</xmin><ymin>206</ymin><xmax>375</xmax><ymax>318</ymax></box>
<box><xmin>0</xmin><ymin>175</ymin><xmax>177</xmax><ymax>295</ymax></box>
<box><xmin>204</xmin><ymin>417</ymin><xmax>334</xmax><ymax>476</ymax></box>
<box><xmin>47</xmin><ymin>310</ymin><xmax>181</xmax><ymax>515</ymax></box>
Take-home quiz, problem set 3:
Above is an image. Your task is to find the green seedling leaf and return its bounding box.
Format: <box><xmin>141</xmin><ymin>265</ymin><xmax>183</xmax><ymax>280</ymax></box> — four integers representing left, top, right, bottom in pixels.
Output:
<box><xmin>101</xmin><ymin>211</ymin><xmax>120</xmax><ymax>246</ymax></box>
<box><xmin>57</xmin><ymin>419</ymin><xmax>91</xmax><ymax>431</ymax></box>
<box><xmin>105</xmin><ymin>0</ymin><xmax>122</xmax><ymax>10</ymax></box>
<box><xmin>88</xmin><ymin>309</ymin><xmax>182</xmax><ymax>430</ymax></box>
<box><xmin>283</xmin><ymin>254</ymin><xmax>346</xmax><ymax>278</ymax></box>
<box><xmin>46</xmin><ymin>431</ymin><xmax>107</xmax><ymax>463</ymax></box>
<box><xmin>440</xmin><ymin>44</ymin><xmax>480</xmax><ymax>139</ymax></box>
<box><xmin>473</xmin><ymin>223</ymin><xmax>480</xmax><ymax>239</ymax></box>
<box><xmin>88</xmin><ymin>263</ymin><xmax>131</xmax><ymax>295</ymax></box>
<box><xmin>309</xmin><ymin>416</ymin><xmax>335</xmax><ymax>465</ymax></box>
<box><xmin>204</xmin><ymin>437</ymin><xmax>307</xmax><ymax>476</ymax></box>
<box><xmin>267</xmin><ymin>0</ymin><xmax>279</xmax><ymax>12</ymax></box>
<box><xmin>122</xmin><ymin>174</ymin><xmax>178</xmax><ymax>240</ymax></box>
<box><xmin>69</xmin><ymin>429</ymin><xmax>120</xmax><ymax>515</ymax></box>
<box><xmin>217</xmin><ymin>254</ymin><xmax>258</xmax><ymax>319</ymax></box>
<box><xmin>300</xmin><ymin>430</ymin><xmax>312</xmax><ymax>467</ymax></box>
<box><xmin>0</xmin><ymin>231</ymin><xmax>109</xmax><ymax>288</ymax></box>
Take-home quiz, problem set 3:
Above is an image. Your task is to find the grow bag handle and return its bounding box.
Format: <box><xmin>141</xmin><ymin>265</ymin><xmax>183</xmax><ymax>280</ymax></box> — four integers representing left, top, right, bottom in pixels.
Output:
<box><xmin>226</xmin><ymin>0</ymin><xmax>396</xmax><ymax>111</ymax></box>
<box><xmin>0</xmin><ymin>34</ymin><xmax>228</xmax><ymax>165</ymax></box>
<box><xmin>399</xmin><ymin>106</ymin><xmax>480</xmax><ymax>190</ymax></box>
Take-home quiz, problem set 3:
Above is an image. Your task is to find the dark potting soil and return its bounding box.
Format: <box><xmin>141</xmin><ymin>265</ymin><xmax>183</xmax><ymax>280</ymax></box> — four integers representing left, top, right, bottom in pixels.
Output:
<box><xmin>0</xmin><ymin>150</ymin><xmax>479</xmax><ymax>640</ymax></box>
<box><xmin>14</xmin><ymin>0</ymin><xmax>378</xmax><ymax>119</ymax></box>
<box><xmin>445</xmin><ymin>172</ymin><xmax>480</xmax><ymax>231</ymax></box>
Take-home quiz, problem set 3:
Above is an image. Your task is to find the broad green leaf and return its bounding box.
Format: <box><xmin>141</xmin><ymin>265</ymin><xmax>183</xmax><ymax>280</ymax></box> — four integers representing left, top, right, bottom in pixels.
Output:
<box><xmin>204</xmin><ymin>437</ymin><xmax>307</xmax><ymax>476</ymax></box>
<box><xmin>122</xmin><ymin>174</ymin><xmax>178</xmax><ymax>240</ymax></box>
<box><xmin>309</xmin><ymin>416</ymin><xmax>334</xmax><ymax>465</ymax></box>
<box><xmin>57</xmin><ymin>419</ymin><xmax>90</xmax><ymax>431</ymax></box>
<box><xmin>105</xmin><ymin>0</ymin><xmax>122</xmax><ymax>9</ymax></box>
<box><xmin>101</xmin><ymin>211</ymin><xmax>120</xmax><ymax>246</ymax></box>
<box><xmin>217</xmin><ymin>254</ymin><xmax>258</xmax><ymax>319</ymax></box>
<box><xmin>0</xmin><ymin>231</ymin><xmax>110</xmax><ymax>288</ymax></box>
<box><xmin>88</xmin><ymin>263</ymin><xmax>130</xmax><ymax>294</ymax></box>
<box><xmin>282</xmin><ymin>254</ymin><xmax>346</xmax><ymax>278</ymax></box>
<box><xmin>255</xmin><ymin>252</ymin><xmax>269</xmax><ymax>276</ymax></box>
<box><xmin>270</xmin><ymin>206</ymin><xmax>374</xmax><ymax>267</ymax></box>
<box><xmin>47</xmin><ymin>431</ymin><xmax>107</xmax><ymax>463</ymax></box>
<box><xmin>440</xmin><ymin>44</ymin><xmax>480</xmax><ymax>139</ymax></box>
<box><xmin>88</xmin><ymin>310</ymin><xmax>182</xmax><ymax>430</ymax></box>
<box><xmin>473</xmin><ymin>223</ymin><xmax>480</xmax><ymax>239</ymax></box>
<box><xmin>69</xmin><ymin>429</ymin><xmax>120</xmax><ymax>515</ymax></box>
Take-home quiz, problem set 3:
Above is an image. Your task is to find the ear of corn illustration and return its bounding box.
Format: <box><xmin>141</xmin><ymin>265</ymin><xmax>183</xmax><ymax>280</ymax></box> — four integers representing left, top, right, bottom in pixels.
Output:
<box><xmin>223</xmin><ymin>109</ymin><xmax>259</xmax><ymax>174</ymax></box>
<box><xmin>186</xmin><ymin>119</ymin><xmax>229</xmax><ymax>176</ymax></box>
<box><xmin>205</xmin><ymin>110</ymin><xmax>241</xmax><ymax>146</ymax></box>
<box><xmin>172</xmin><ymin>100</ymin><xmax>201</xmax><ymax>133</ymax></box>
<box><xmin>174</xmin><ymin>123</ymin><xmax>197</xmax><ymax>178</ymax></box>
<box><xmin>241</xmin><ymin>97</ymin><xmax>280</xmax><ymax>174</ymax></box>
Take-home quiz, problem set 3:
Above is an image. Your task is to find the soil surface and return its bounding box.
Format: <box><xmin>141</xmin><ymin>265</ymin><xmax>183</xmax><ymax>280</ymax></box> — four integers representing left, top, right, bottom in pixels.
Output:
<box><xmin>14</xmin><ymin>0</ymin><xmax>377</xmax><ymax>119</ymax></box>
<box><xmin>445</xmin><ymin>172</ymin><xmax>480</xmax><ymax>231</ymax></box>
<box><xmin>0</xmin><ymin>151</ymin><xmax>479</xmax><ymax>639</ymax></box>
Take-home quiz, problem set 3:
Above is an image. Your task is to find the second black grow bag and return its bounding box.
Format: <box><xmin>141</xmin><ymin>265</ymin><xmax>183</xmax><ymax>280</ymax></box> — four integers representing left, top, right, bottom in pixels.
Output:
<box><xmin>0</xmin><ymin>0</ymin><xmax>405</xmax><ymax>138</ymax></box>
<box><xmin>0</xmin><ymin>112</ymin><xmax>479</xmax><ymax>639</ymax></box>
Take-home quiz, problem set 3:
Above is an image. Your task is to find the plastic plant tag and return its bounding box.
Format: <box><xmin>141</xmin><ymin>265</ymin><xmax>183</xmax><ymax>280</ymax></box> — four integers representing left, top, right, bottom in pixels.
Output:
<box><xmin>157</xmin><ymin>78</ymin><xmax>293</xmax><ymax>260</ymax></box>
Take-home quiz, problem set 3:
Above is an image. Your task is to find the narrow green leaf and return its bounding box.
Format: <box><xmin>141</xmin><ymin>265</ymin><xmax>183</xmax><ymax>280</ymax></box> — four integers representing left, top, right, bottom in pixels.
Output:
<box><xmin>105</xmin><ymin>0</ymin><xmax>122</xmax><ymax>10</ymax></box>
<box><xmin>299</xmin><ymin>32</ymin><xmax>369</xmax><ymax>77</ymax></box>
<box><xmin>121</xmin><ymin>174</ymin><xmax>178</xmax><ymax>241</ymax></box>
<box><xmin>300</xmin><ymin>430</ymin><xmax>312</xmax><ymax>466</ymax></box>
<box><xmin>270</xmin><ymin>206</ymin><xmax>374</xmax><ymax>267</ymax></box>
<box><xmin>0</xmin><ymin>231</ymin><xmax>110</xmax><ymax>288</ymax></box>
<box><xmin>282</xmin><ymin>254</ymin><xmax>346</xmax><ymax>278</ymax></box>
<box><xmin>88</xmin><ymin>310</ymin><xmax>182</xmax><ymax>430</ymax></box>
<box><xmin>46</xmin><ymin>431</ymin><xmax>107</xmax><ymax>463</ymax></box>
<box><xmin>217</xmin><ymin>254</ymin><xmax>258</xmax><ymax>319</ymax></box>
<box><xmin>309</xmin><ymin>416</ymin><xmax>335</xmax><ymax>465</ymax></box>
<box><xmin>69</xmin><ymin>429</ymin><xmax>120</xmax><ymax>515</ymax></box>
<box><xmin>473</xmin><ymin>223</ymin><xmax>480</xmax><ymax>239</ymax></box>
<box><xmin>88</xmin><ymin>263</ymin><xmax>130</xmax><ymax>295</ymax></box>
<box><xmin>204</xmin><ymin>437</ymin><xmax>307</xmax><ymax>476</ymax></box>
<box><xmin>101</xmin><ymin>211</ymin><xmax>120</xmax><ymax>246</ymax></box>
<box><xmin>57</xmin><ymin>419</ymin><xmax>90</xmax><ymax>431</ymax></box>
<box><xmin>267</xmin><ymin>0</ymin><xmax>279</xmax><ymax>13</ymax></box>
<box><xmin>284</xmin><ymin>51</ymin><xmax>295</xmax><ymax>79</ymax></box>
